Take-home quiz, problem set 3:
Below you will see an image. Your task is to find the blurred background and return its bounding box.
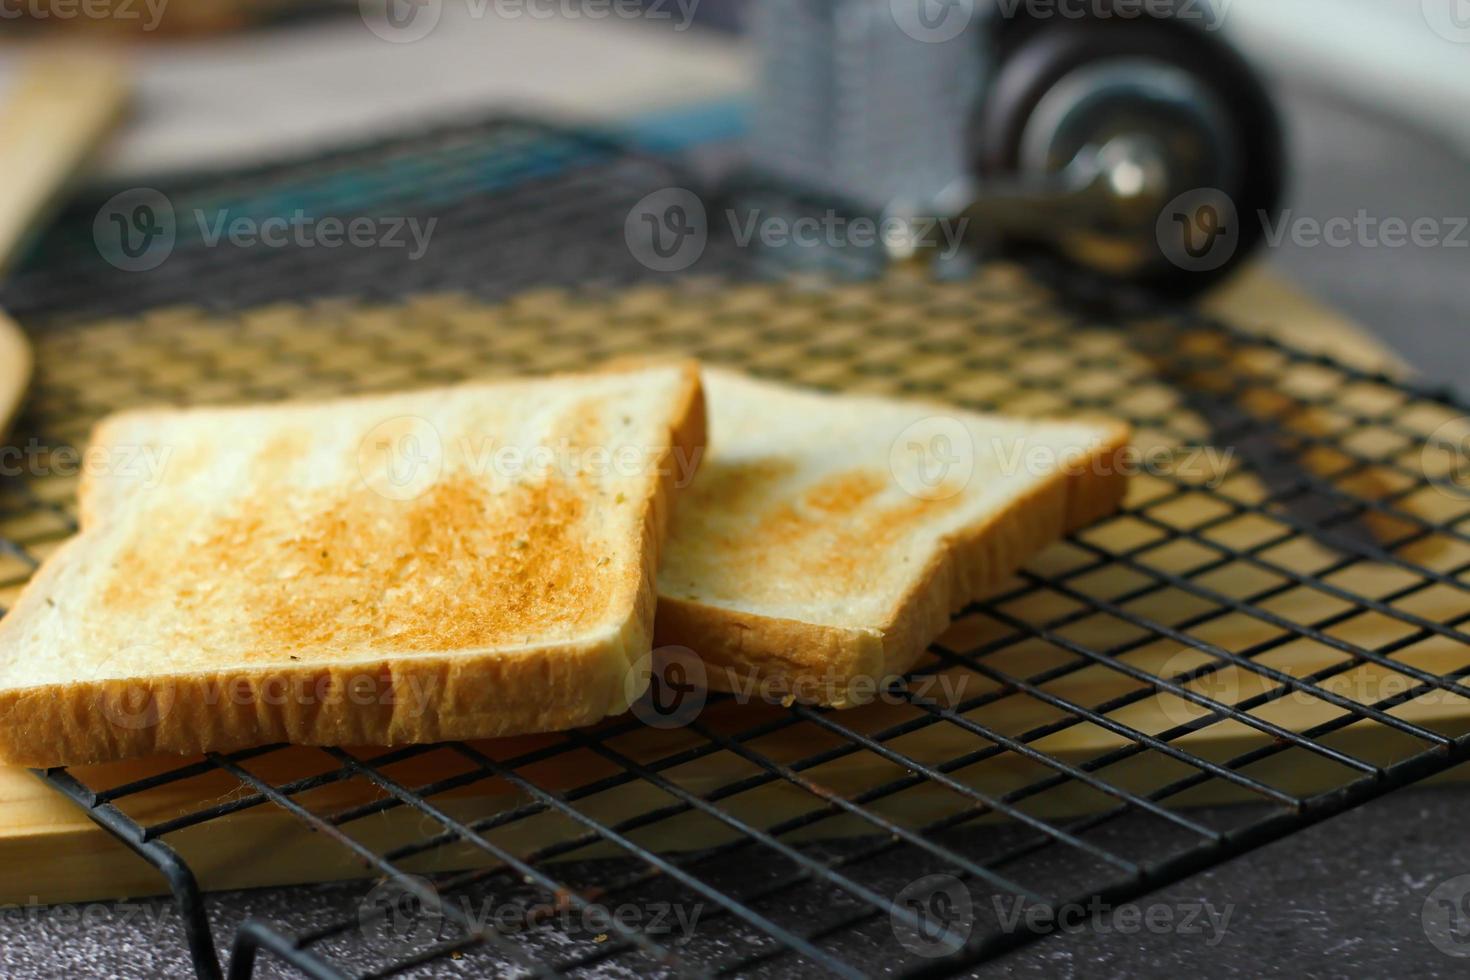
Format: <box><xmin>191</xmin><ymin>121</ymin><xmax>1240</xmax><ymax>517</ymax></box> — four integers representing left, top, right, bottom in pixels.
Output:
<box><xmin>0</xmin><ymin>0</ymin><xmax>1465</xmax><ymax>387</ymax></box>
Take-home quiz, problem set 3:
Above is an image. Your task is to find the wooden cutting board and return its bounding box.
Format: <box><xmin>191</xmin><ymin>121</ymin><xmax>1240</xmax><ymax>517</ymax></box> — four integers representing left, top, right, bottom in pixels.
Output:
<box><xmin>3</xmin><ymin>265</ymin><xmax>1468</xmax><ymax>907</ymax></box>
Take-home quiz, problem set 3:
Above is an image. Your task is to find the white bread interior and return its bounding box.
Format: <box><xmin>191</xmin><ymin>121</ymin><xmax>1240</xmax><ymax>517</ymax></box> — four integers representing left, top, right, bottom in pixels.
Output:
<box><xmin>655</xmin><ymin>369</ymin><xmax>1129</xmax><ymax>706</ymax></box>
<box><xmin>0</xmin><ymin>360</ymin><xmax>706</xmax><ymax>766</ymax></box>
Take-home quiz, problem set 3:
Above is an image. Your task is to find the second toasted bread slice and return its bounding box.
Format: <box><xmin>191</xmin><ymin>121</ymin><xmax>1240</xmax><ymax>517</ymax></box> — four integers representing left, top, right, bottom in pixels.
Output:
<box><xmin>0</xmin><ymin>361</ymin><xmax>705</xmax><ymax>767</ymax></box>
<box><xmin>655</xmin><ymin>369</ymin><xmax>1129</xmax><ymax>706</ymax></box>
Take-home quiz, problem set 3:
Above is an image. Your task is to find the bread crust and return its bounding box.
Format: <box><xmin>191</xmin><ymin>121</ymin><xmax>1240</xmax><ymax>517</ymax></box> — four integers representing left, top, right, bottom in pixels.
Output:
<box><xmin>0</xmin><ymin>361</ymin><xmax>706</xmax><ymax>767</ymax></box>
<box><xmin>654</xmin><ymin>420</ymin><xmax>1130</xmax><ymax>707</ymax></box>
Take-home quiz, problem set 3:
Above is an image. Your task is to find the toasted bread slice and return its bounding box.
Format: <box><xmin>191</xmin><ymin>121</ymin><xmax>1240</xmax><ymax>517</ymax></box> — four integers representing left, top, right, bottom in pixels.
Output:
<box><xmin>0</xmin><ymin>361</ymin><xmax>705</xmax><ymax>767</ymax></box>
<box><xmin>655</xmin><ymin>370</ymin><xmax>1129</xmax><ymax>706</ymax></box>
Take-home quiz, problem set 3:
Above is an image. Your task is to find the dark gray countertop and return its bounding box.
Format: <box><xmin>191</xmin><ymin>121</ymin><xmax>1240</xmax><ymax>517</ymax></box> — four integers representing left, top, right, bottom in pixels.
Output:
<box><xmin>2</xmin><ymin>79</ymin><xmax>1467</xmax><ymax>979</ymax></box>
<box><xmin>976</xmin><ymin>785</ymin><xmax>1470</xmax><ymax>980</ymax></box>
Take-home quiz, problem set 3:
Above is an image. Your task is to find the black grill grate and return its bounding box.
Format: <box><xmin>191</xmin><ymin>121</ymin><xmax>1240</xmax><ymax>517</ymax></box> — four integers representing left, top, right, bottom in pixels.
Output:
<box><xmin>1</xmin><ymin>117</ymin><xmax>1469</xmax><ymax>979</ymax></box>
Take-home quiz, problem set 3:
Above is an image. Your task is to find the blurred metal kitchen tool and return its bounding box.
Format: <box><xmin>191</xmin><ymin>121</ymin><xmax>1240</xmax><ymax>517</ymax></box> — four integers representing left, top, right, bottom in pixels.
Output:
<box><xmin>748</xmin><ymin>0</ymin><xmax>1283</xmax><ymax>293</ymax></box>
<box><xmin>0</xmin><ymin>50</ymin><xmax>130</xmax><ymax>441</ymax></box>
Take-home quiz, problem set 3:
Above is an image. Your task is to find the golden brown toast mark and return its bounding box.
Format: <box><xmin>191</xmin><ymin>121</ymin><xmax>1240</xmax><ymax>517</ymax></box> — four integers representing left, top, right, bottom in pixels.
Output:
<box><xmin>802</xmin><ymin>469</ymin><xmax>887</xmax><ymax>514</ymax></box>
<box><xmin>100</xmin><ymin>473</ymin><xmax>616</xmax><ymax>659</ymax></box>
<box><xmin>669</xmin><ymin>463</ymin><xmax>963</xmax><ymax>604</ymax></box>
<box><xmin>551</xmin><ymin>397</ymin><xmax>610</xmax><ymax>452</ymax></box>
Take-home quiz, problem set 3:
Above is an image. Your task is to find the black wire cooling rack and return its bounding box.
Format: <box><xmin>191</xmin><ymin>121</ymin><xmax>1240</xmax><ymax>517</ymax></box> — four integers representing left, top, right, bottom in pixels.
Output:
<box><xmin>3</xmin><ymin>116</ymin><xmax>1470</xmax><ymax>979</ymax></box>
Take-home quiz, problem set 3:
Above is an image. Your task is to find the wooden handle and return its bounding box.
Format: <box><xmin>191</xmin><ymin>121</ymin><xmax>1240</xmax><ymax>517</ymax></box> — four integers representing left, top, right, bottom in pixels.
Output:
<box><xmin>0</xmin><ymin>50</ymin><xmax>129</xmax><ymax>441</ymax></box>
<box><xmin>0</xmin><ymin>318</ymin><xmax>30</xmax><ymax>438</ymax></box>
<box><xmin>0</xmin><ymin>50</ymin><xmax>130</xmax><ymax>274</ymax></box>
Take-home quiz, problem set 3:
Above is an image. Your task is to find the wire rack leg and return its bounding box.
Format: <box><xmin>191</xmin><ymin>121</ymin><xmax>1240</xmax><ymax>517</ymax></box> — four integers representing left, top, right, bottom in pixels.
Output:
<box><xmin>32</xmin><ymin>768</ymin><xmax>224</xmax><ymax>980</ymax></box>
<box><xmin>227</xmin><ymin>920</ymin><xmax>348</xmax><ymax>980</ymax></box>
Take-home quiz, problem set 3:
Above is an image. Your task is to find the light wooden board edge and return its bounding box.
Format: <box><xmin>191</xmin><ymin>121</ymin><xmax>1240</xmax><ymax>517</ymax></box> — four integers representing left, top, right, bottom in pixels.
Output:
<box><xmin>1201</xmin><ymin>264</ymin><xmax>1409</xmax><ymax>376</ymax></box>
<box><xmin>5</xmin><ymin>685</ymin><xmax>1467</xmax><ymax>907</ymax></box>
